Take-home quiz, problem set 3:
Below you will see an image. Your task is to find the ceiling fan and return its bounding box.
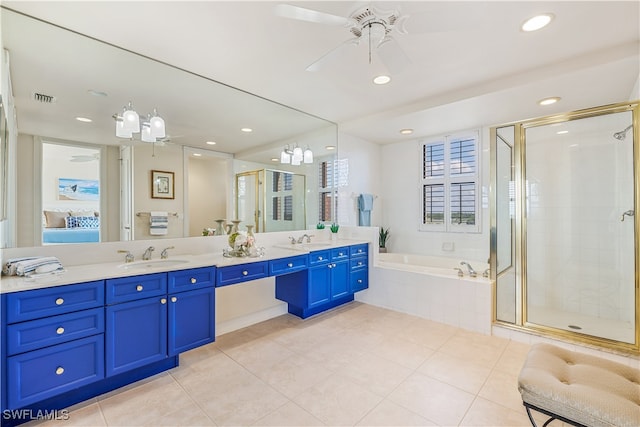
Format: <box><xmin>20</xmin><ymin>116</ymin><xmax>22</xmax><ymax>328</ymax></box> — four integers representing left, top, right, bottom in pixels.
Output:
<box><xmin>70</xmin><ymin>153</ymin><xmax>100</xmax><ymax>162</ymax></box>
<box><xmin>275</xmin><ymin>3</ymin><xmax>411</xmax><ymax>73</ymax></box>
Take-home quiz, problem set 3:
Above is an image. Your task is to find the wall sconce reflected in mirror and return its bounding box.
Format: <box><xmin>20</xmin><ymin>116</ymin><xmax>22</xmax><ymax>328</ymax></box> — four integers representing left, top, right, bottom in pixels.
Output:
<box><xmin>113</xmin><ymin>102</ymin><xmax>166</xmax><ymax>143</ymax></box>
<box><xmin>280</xmin><ymin>144</ymin><xmax>313</xmax><ymax>165</ymax></box>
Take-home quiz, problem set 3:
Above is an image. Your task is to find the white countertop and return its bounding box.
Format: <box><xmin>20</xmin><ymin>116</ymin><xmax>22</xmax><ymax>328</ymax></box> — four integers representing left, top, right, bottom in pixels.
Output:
<box><xmin>0</xmin><ymin>240</ymin><xmax>368</xmax><ymax>294</ymax></box>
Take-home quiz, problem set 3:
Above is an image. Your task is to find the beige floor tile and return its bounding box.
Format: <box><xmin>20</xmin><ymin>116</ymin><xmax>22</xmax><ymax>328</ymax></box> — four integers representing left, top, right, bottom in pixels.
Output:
<box><xmin>438</xmin><ymin>332</ymin><xmax>508</xmax><ymax>368</ymax></box>
<box><xmin>170</xmin><ymin>351</ymin><xmax>250</xmax><ymax>395</ymax></box>
<box><xmin>144</xmin><ymin>401</ymin><xmax>215</xmax><ymax>426</ymax></box>
<box><xmin>388</xmin><ymin>371</ymin><xmax>475</xmax><ymax>426</ymax></box>
<box><xmin>254</xmin><ymin>352</ymin><xmax>334</xmax><ymax>399</ymax></box>
<box><xmin>356</xmin><ymin>399</ymin><xmax>436</xmax><ymax>426</ymax></box>
<box><xmin>293</xmin><ymin>374</ymin><xmax>383</xmax><ymax>426</ymax></box>
<box><xmin>299</xmin><ymin>335</ymin><xmax>368</xmax><ymax>372</ymax></box>
<box><xmin>194</xmin><ymin>375</ymin><xmax>288</xmax><ymax>426</ymax></box>
<box><xmin>368</xmin><ymin>336</ymin><xmax>434</xmax><ymax>370</ymax></box>
<box><xmin>478</xmin><ymin>369</ymin><xmax>525</xmax><ymax>412</ymax></box>
<box><xmin>397</xmin><ymin>319</ymin><xmax>457</xmax><ymax>350</ymax></box>
<box><xmin>494</xmin><ymin>340</ymin><xmax>531</xmax><ymax>376</ymax></box>
<box><xmin>222</xmin><ymin>335</ymin><xmax>295</xmax><ymax>374</ymax></box>
<box><xmin>336</xmin><ymin>353</ymin><xmax>413</xmax><ymax>397</ymax></box>
<box><xmin>418</xmin><ymin>350</ymin><xmax>492</xmax><ymax>394</ymax></box>
<box><xmin>460</xmin><ymin>397</ymin><xmax>533</xmax><ymax>426</ymax></box>
<box><xmin>272</xmin><ymin>320</ymin><xmax>342</xmax><ymax>355</ymax></box>
<box><xmin>252</xmin><ymin>401</ymin><xmax>324</xmax><ymax>426</ymax></box>
<box><xmin>213</xmin><ymin>326</ymin><xmax>263</xmax><ymax>352</ymax></box>
<box><xmin>98</xmin><ymin>374</ymin><xmax>195</xmax><ymax>426</ymax></box>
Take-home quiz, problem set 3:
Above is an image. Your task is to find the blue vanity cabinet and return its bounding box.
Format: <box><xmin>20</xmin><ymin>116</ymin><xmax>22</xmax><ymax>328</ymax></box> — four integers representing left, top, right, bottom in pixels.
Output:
<box><xmin>329</xmin><ymin>247</ymin><xmax>350</xmax><ymax>299</ymax></box>
<box><xmin>349</xmin><ymin>244</ymin><xmax>369</xmax><ymax>293</ymax></box>
<box><xmin>105</xmin><ymin>273</ymin><xmax>168</xmax><ymax>377</ymax></box>
<box><xmin>167</xmin><ymin>267</ymin><xmax>216</xmax><ymax>356</ymax></box>
<box><xmin>2</xmin><ymin>281</ymin><xmax>106</xmax><ymax>412</ymax></box>
<box><xmin>217</xmin><ymin>261</ymin><xmax>269</xmax><ymax>287</ymax></box>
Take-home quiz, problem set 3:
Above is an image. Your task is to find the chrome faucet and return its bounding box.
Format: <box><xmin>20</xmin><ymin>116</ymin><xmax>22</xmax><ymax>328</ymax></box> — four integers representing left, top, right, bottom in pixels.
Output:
<box><xmin>460</xmin><ymin>261</ymin><xmax>477</xmax><ymax>278</ymax></box>
<box><xmin>453</xmin><ymin>267</ymin><xmax>464</xmax><ymax>277</ymax></box>
<box><xmin>142</xmin><ymin>246</ymin><xmax>155</xmax><ymax>261</ymax></box>
<box><xmin>117</xmin><ymin>250</ymin><xmax>134</xmax><ymax>263</ymax></box>
<box><xmin>297</xmin><ymin>234</ymin><xmax>313</xmax><ymax>244</ymax></box>
<box><xmin>483</xmin><ymin>268</ymin><xmax>490</xmax><ymax>278</ymax></box>
<box><xmin>160</xmin><ymin>246</ymin><xmax>174</xmax><ymax>259</ymax></box>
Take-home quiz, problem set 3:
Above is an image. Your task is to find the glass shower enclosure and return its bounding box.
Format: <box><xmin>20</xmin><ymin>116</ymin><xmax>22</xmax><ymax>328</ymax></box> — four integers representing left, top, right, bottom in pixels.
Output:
<box><xmin>491</xmin><ymin>101</ymin><xmax>639</xmax><ymax>352</ymax></box>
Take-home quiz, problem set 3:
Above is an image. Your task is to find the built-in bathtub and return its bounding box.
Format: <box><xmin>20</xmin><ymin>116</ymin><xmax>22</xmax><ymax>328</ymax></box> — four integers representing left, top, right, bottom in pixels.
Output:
<box><xmin>356</xmin><ymin>252</ymin><xmax>492</xmax><ymax>334</ymax></box>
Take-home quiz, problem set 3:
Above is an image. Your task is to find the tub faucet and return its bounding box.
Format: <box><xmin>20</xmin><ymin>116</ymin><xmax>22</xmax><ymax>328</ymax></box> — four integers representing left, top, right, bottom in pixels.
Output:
<box><xmin>460</xmin><ymin>261</ymin><xmax>477</xmax><ymax>278</ymax></box>
<box><xmin>142</xmin><ymin>246</ymin><xmax>155</xmax><ymax>261</ymax></box>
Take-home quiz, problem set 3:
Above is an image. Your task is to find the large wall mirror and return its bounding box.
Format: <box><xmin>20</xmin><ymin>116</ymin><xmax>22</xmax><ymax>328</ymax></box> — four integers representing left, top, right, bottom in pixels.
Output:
<box><xmin>1</xmin><ymin>8</ymin><xmax>337</xmax><ymax>248</ymax></box>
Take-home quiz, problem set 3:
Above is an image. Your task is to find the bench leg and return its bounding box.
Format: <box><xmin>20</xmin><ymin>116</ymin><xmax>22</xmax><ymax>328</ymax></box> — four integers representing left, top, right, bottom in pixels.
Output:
<box><xmin>523</xmin><ymin>402</ymin><xmax>587</xmax><ymax>427</ymax></box>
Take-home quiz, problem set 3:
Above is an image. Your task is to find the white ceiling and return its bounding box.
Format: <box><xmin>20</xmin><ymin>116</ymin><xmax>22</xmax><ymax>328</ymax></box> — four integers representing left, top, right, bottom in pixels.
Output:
<box><xmin>4</xmin><ymin>1</ymin><xmax>639</xmax><ymax>147</ymax></box>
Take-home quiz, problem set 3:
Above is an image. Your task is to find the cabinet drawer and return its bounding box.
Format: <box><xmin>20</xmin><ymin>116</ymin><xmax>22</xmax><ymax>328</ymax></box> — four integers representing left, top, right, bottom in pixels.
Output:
<box><xmin>106</xmin><ymin>273</ymin><xmax>167</xmax><ymax>304</ymax></box>
<box><xmin>350</xmin><ymin>269</ymin><xmax>369</xmax><ymax>293</ymax></box>
<box><xmin>350</xmin><ymin>244</ymin><xmax>368</xmax><ymax>258</ymax></box>
<box><xmin>6</xmin><ymin>281</ymin><xmax>104</xmax><ymax>323</ymax></box>
<box><xmin>7</xmin><ymin>335</ymin><xmax>104</xmax><ymax>409</ymax></box>
<box><xmin>168</xmin><ymin>267</ymin><xmax>215</xmax><ymax>292</ymax></box>
<box><xmin>331</xmin><ymin>247</ymin><xmax>350</xmax><ymax>262</ymax></box>
<box><xmin>350</xmin><ymin>258</ymin><xmax>368</xmax><ymax>271</ymax></box>
<box><xmin>7</xmin><ymin>307</ymin><xmax>104</xmax><ymax>356</ymax></box>
<box><xmin>308</xmin><ymin>250</ymin><xmax>330</xmax><ymax>266</ymax></box>
<box><xmin>216</xmin><ymin>261</ymin><xmax>268</xmax><ymax>287</ymax></box>
<box><xmin>269</xmin><ymin>255</ymin><xmax>308</xmax><ymax>276</ymax></box>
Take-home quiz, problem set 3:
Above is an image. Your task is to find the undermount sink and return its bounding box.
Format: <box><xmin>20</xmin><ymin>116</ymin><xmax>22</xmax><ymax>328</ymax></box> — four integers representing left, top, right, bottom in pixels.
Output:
<box><xmin>273</xmin><ymin>242</ymin><xmax>333</xmax><ymax>252</ymax></box>
<box><xmin>118</xmin><ymin>259</ymin><xmax>189</xmax><ymax>270</ymax></box>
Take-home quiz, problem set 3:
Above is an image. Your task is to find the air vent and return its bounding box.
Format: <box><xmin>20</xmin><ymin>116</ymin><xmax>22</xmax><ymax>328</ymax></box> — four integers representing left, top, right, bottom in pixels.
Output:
<box><xmin>32</xmin><ymin>92</ymin><xmax>57</xmax><ymax>103</ymax></box>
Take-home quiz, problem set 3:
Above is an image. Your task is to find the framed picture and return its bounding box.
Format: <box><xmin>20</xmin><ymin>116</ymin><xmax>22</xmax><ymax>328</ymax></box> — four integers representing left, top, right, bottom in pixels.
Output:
<box><xmin>58</xmin><ymin>178</ymin><xmax>100</xmax><ymax>201</ymax></box>
<box><xmin>151</xmin><ymin>170</ymin><xmax>174</xmax><ymax>199</ymax></box>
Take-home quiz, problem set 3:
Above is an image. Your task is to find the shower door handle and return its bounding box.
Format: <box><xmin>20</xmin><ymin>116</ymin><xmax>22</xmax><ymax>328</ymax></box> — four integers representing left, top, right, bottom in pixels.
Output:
<box><xmin>621</xmin><ymin>210</ymin><xmax>634</xmax><ymax>221</ymax></box>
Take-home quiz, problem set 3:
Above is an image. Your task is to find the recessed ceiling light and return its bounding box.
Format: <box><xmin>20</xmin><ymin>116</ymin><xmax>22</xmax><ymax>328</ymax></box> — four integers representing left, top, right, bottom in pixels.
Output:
<box><xmin>75</xmin><ymin>117</ymin><xmax>92</xmax><ymax>123</ymax></box>
<box><xmin>193</xmin><ymin>153</ymin><xmax>202</xmax><ymax>157</ymax></box>
<box><xmin>373</xmin><ymin>75</ymin><xmax>391</xmax><ymax>85</ymax></box>
<box><xmin>271</xmin><ymin>158</ymin><xmax>279</xmax><ymax>162</ymax></box>
<box><xmin>557</xmin><ymin>130</ymin><xmax>569</xmax><ymax>135</ymax></box>
<box><xmin>399</xmin><ymin>128</ymin><xmax>414</xmax><ymax>135</ymax></box>
<box><xmin>538</xmin><ymin>97</ymin><xmax>561</xmax><ymax>106</ymax></box>
<box><xmin>241</xmin><ymin>128</ymin><xmax>253</xmax><ymax>133</ymax></box>
<box><xmin>325</xmin><ymin>145</ymin><xmax>336</xmax><ymax>150</ymax></box>
<box><xmin>206</xmin><ymin>141</ymin><xmax>217</xmax><ymax>145</ymax></box>
<box><xmin>521</xmin><ymin>14</ymin><xmax>554</xmax><ymax>32</ymax></box>
<box><xmin>87</xmin><ymin>89</ymin><xmax>108</xmax><ymax>97</ymax></box>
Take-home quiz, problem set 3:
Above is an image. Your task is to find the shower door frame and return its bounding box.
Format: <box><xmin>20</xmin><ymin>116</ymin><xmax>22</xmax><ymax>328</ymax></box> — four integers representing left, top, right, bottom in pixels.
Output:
<box><xmin>490</xmin><ymin>101</ymin><xmax>640</xmax><ymax>354</ymax></box>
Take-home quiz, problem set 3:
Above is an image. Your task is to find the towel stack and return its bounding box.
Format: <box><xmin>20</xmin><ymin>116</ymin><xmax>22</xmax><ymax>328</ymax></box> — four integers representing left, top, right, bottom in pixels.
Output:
<box><xmin>150</xmin><ymin>211</ymin><xmax>169</xmax><ymax>235</ymax></box>
<box><xmin>3</xmin><ymin>256</ymin><xmax>64</xmax><ymax>276</ymax></box>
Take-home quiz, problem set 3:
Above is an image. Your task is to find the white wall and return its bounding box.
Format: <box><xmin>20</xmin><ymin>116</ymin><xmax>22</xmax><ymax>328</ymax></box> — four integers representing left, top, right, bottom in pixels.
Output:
<box><xmin>187</xmin><ymin>155</ymin><xmax>228</xmax><ymax>237</ymax></box>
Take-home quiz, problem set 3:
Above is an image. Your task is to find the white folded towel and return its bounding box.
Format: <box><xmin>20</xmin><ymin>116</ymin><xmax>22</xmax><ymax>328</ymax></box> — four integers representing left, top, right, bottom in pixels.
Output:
<box><xmin>149</xmin><ymin>211</ymin><xmax>169</xmax><ymax>236</ymax></box>
<box><xmin>3</xmin><ymin>257</ymin><xmax>38</xmax><ymax>275</ymax></box>
<box><xmin>4</xmin><ymin>256</ymin><xmax>65</xmax><ymax>276</ymax></box>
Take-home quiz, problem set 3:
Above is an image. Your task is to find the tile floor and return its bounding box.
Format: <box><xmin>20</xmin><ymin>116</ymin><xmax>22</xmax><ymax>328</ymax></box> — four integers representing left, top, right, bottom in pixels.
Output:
<box><xmin>28</xmin><ymin>302</ymin><xmax>566</xmax><ymax>427</ymax></box>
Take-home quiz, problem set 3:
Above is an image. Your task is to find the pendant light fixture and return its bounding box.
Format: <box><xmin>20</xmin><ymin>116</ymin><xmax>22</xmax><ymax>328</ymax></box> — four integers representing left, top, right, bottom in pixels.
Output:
<box><xmin>280</xmin><ymin>144</ymin><xmax>313</xmax><ymax>165</ymax></box>
<box><xmin>114</xmin><ymin>102</ymin><xmax>166</xmax><ymax>143</ymax></box>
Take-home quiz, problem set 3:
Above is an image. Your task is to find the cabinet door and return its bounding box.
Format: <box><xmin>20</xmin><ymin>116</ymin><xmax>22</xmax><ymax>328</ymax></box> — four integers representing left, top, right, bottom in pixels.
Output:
<box><xmin>330</xmin><ymin>260</ymin><xmax>349</xmax><ymax>299</ymax></box>
<box><xmin>106</xmin><ymin>296</ymin><xmax>167</xmax><ymax>377</ymax></box>
<box><xmin>168</xmin><ymin>287</ymin><xmax>215</xmax><ymax>356</ymax></box>
<box><xmin>308</xmin><ymin>265</ymin><xmax>331</xmax><ymax>308</ymax></box>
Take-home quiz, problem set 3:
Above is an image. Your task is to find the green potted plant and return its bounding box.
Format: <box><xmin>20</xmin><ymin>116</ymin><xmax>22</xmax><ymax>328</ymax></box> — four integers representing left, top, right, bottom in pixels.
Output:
<box><xmin>330</xmin><ymin>223</ymin><xmax>339</xmax><ymax>241</ymax></box>
<box><xmin>316</xmin><ymin>222</ymin><xmax>325</xmax><ymax>230</ymax></box>
<box><xmin>379</xmin><ymin>227</ymin><xmax>390</xmax><ymax>253</ymax></box>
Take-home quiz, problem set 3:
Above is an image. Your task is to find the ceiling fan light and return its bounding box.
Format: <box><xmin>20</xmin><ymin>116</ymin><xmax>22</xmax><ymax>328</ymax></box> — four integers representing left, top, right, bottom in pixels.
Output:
<box><xmin>292</xmin><ymin>146</ymin><xmax>303</xmax><ymax>162</ymax></box>
<box><xmin>280</xmin><ymin>150</ymin><xmax>291</xmax><ymax>164</ymax></box>
<box><xmin>149</xmin><ymin>111</ymin><xmax>165</xmax><ymax>138</ymax></box>
<box><xmin>303</xmin><ymin>148</ymin><xmax>313</xmax><ymax>163</ymax></box>
<box><xmin>115</xmin><ymin>118</ymin><xmax>133</xmax><ymax>138</ymax></box>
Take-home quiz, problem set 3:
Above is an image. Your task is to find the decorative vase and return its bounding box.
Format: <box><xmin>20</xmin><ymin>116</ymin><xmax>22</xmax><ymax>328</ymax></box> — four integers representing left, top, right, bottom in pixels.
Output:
<box><xmin>225</xmin><ymin>224</ymin><xmax>233</xmax><ymax>235</ymax></box>
<box><xmin>231</xmin><ymin>219</ymin><xmax>242</xmax><ymax>234</ymax></box>
<box><xmin>214</xmin><ymin>219</ymin><xmax>225</xmax><ymax>235</ymax></box>
<box><xmin>379</xmin><ymin>247</ymin><xmax>387</xmax><ymax>253</ymax></box>
<box><xmin>331</xmin><ymin>232</ymin><xmax>338</xmax><ymax>242</ymax></box>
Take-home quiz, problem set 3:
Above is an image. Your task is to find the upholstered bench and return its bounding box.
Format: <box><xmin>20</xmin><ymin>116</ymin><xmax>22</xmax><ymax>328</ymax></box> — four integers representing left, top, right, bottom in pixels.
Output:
<box><xmin>517</xmin><ymin>343</ymin><xmax>640</xmax><ymax>427</ymax></box>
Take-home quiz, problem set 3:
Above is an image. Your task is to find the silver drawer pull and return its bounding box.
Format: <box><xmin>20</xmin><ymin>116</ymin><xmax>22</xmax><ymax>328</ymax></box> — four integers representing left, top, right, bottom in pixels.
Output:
<box><xmin>339</xmin><ymin>252</ymin><xmax>344</xmax><ymax>256</ymax></box>
<box><xmin>136</xmin><ymin>285</ymin><xmax>144</xmax><ymax>292</ymax></box>
<box><xmin>55</xmin><ymin>298</ymin><xmax>64</xmax><ymax>306</ymax></box>
<box><xmin>242</xmin><ymin>270</ymin><xmax>248</xmax><ymax>276</ymax></box>
<box><xmin>358</xmin><ymin>262</ymin><xmax>363</xmax><ymax>266</ymax></box>
<box><xmin>318</xmin><ymin>256</ymin><xmax>323</xmax><ymax>261</ymax></box>
<box><xmin>55</xmin><ymin>367</ymin><xmax>64</xmax><ymax>375</ymax></box>
<box><xmin>328</xmin><ymin>264</ymin><xmax>333</xmax><ymax>269</ymax></box>
<box><xmin>358</xmin><ymin>279</ymin><xmax>363</xmax><ymax>284</ymax></box>
<box><xmin>359</xmin><ymin>249</ymin><xmax>363</xmax><ymax>253</ymax></box>
<box><xmin>56</xmin><ymin>327</ymin><xmax>65</xmax><ymax>335</ymax></box>
<box><xmin>190</xmin><ymin>278</ymin><xmax>197</xmax><ymax>284</ymax></box>
<box><xmin>171</xmin><ymin>297</ymin><xmax>177</xmax><ymax>303</ymax></box>
<box><xmin>160</xmin><ymin>298</ymin><xmax>167</xmax><ymax>304</ymax></box>
<box><xmin>287</xmin><ymin>263</ymin><xmax>293</xmax><ymax>268</ymax></box>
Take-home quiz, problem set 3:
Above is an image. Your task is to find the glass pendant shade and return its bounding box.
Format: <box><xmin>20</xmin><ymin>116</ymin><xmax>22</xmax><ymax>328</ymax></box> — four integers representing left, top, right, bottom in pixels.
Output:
<box><xmin>292</xmin><ymin>146</ymin><xmax>303</xmax><ymax>163</ymax></box>
<box><xmin>280</xmin><ymin>150</ymin><xmax>291</xmax><ymax>164</ymax></box>
<box><xmin>291</xmin><ymin>156</ymin><xmax>301</xmax><ymax>166</ymax></box>
<box><xmin>115</xmin><ymin>119</ymin><xmax>133</xmax><ymax>138</ymax></box>
<box><xmin>149</xmin><ymin>110</ymin><xmax>165</xmax><ymax>138</ymax></box>
<box><xmin>122</xmin><ymin>108</ymin><xmax>140</xmax><ymax>133</ymax></box>
<box><xmin>141</xmin><ymin>124</ymin><xmax>155</xmax><ymax>142</ymax></box>
<box><xmin>303</xmin><ymin>148</ymin><xmax>313</xmax><ymax>163</ymax></box>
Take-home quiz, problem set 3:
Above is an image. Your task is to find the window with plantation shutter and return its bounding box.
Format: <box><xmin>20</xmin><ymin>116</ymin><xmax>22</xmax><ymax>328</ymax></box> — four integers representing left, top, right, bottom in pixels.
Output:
<box><xmin>420</xmin><ymin>131</ymin><xmax>480</xmax><ymax>232</ymax></box>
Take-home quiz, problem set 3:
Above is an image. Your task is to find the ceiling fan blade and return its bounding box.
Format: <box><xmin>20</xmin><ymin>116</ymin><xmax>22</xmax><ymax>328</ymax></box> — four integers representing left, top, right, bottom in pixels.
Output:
<box><xmin>376</xmin><ymin>37</ymin><xmax>411</xmax><ymax>74</ymax></box>
<box><xmin>305</xmin><ymin>37</ymin><xmax>360</xmax><ymax>72</ymax></box>
<box><xmin>275</xmin><ymin>4</ymin><xmax>354</xmax><ymax>27</ymax></box>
